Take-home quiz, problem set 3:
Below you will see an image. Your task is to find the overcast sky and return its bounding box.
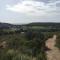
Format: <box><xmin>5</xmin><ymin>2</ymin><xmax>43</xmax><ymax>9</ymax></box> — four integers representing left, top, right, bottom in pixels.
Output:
<box><xmin>0</xmin><ymin>0</ymin><xmax>59</xmax><ymax>24</ymax></box>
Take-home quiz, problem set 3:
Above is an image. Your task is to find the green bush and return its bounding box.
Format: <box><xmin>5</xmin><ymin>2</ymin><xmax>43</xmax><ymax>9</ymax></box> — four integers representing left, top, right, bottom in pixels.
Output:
<box><xmin>55</xmin><ymin>33</ymin><xmax>60</xmax><ymax>49</ymax></box>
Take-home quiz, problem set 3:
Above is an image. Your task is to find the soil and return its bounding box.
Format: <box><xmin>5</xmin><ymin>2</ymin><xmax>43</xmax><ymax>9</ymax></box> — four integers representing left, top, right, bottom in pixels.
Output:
<box><xmin>46</xmin><ymin>35</ymin><xmax>60</xmax><ymax>60</ymax></box>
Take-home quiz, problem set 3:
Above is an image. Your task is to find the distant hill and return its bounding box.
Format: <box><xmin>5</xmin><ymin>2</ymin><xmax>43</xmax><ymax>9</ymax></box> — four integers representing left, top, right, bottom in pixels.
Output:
<box><xmin>0</xmin><ymin>23</ymin><xmax>13</xmax><ymax>29</ymax></box>
<box><xmin>0</xmin><ymin>22</ymin><xmax>60</xmax><ymax>29</ymax></box>
<box><xmin>27</xmin><ymin>22</ymin><xmax>60</xmax><ymax>28</ymax></box>
<box><xmin>0</xmin><ymin>22</ymin><xmax>22</xmax><ymax>30</ymax></box>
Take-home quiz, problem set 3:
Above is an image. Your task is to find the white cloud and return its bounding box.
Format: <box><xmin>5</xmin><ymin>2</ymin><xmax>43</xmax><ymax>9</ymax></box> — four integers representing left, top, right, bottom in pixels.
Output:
<box><xmin>6</xmin><ymin>1</ymin><xmax>44</xmax><ymax>16</ymax></box>
<box><xmin>5</xmin><ymin>0</ymin><xmax>60</xmax><ymax>23</ymax></box>
<box><xmin>6</xmin><ymin>0</ymin><xmax>57</xmax><ymax>16</ymax></box>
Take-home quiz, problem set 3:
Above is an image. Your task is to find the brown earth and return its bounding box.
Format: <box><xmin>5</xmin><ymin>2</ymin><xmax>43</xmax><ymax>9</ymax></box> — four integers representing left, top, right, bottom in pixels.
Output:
<box><xmin>46</xmin><ymin>35</ymin><xmax>60</xmax><ymax>60</ymax></box>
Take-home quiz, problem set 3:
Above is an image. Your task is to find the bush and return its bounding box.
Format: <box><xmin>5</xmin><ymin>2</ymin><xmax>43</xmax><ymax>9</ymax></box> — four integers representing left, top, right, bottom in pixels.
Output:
<box><xmin>55</xmin><ymin>33</ymin><xmax>60</xmax><ymax>49</ymax></box>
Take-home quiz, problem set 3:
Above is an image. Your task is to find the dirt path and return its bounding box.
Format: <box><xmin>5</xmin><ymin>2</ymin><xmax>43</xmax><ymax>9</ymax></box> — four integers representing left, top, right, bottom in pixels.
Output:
<box><xmin>46</xmin><ymin>35</ymin><xmax>60</xmax><ymax>60</ymax></box>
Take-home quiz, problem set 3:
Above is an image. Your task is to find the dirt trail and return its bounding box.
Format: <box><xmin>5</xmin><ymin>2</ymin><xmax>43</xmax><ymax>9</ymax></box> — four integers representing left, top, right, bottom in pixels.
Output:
<box><xmin>46</xmin><ymin>35</ymin><xmax>60</xmax><ymax>60</ymax></box>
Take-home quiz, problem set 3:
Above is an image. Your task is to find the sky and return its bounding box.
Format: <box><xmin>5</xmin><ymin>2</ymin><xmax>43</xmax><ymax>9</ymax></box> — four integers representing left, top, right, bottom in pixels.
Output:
<box><xmin>0</xmin><ymin>0</ymin><xmax>59</xmax><ymax>24</ymax></box>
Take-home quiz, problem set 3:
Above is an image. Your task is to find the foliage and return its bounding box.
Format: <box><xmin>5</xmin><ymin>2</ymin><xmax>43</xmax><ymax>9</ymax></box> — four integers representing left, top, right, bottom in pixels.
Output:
<box><xmin>0</xmin><ymin>29</ymin><xmax>47</xmax><ymax>60</ymax></box>
<box><xmin>55</xmin><ymin>33</ymin><xmax>60</xmax><ymax>49</ymax></box>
